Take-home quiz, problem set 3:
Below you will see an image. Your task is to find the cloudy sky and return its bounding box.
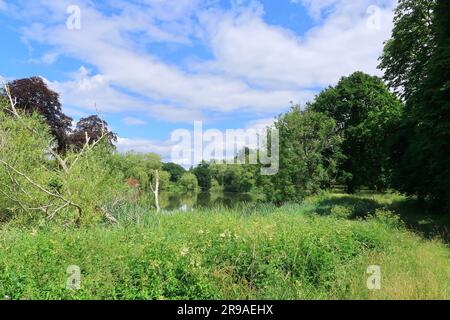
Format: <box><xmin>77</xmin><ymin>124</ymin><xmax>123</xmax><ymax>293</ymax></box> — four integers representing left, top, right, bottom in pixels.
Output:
<box><xmin>0</xmin><ymin>0</ymin><xmax>396</xmax><ymax>161</ymax></box>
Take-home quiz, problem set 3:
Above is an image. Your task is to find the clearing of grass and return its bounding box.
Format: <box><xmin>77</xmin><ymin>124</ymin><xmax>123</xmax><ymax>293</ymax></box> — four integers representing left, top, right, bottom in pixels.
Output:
<box><xmin>0</xmin><ymin>193</ymin><xmax>449</xmax><ymax>300</ymax></box>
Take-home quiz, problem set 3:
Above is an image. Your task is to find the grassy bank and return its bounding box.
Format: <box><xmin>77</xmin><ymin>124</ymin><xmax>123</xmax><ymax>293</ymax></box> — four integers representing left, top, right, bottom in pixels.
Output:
<box><xmin>0</xmin><ymin>194</ymin><xmax>449</xmax><ymax>300</ymax></box>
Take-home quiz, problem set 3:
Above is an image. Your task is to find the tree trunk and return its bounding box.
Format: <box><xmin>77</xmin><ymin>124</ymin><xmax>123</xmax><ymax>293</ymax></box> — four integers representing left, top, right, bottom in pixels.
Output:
<box><xmin>151</xmin><ymin>170</ymin><xmax>160</xmax><ymax>213</ymax></box>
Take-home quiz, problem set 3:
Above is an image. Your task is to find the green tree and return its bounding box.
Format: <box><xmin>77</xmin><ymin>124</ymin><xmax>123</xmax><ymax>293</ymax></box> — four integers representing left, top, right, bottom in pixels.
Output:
<box><xmin>388</xmin><ymin>0</ymin><xmax>450</xmax><ymax>209</ymax></box>
<box><xmin>209</xmin><ymin>162</ymin><xmax>227</xmax><ymax>189</ymax></box>
<box><xmin>192</xmin><ymin>161</ymin><xmax>212</xmax><ymax>191</ymax></box>
<box><xmin>162</xmin><ymin>162</ymin><xmax>186</xmax><ymax>183</ymax></box>
<box><xmin>158</xmin><ymin>170</ymin><xmax>171</xmax><ymax>191</ymax></box>
<box><xmin>0</xmin><ymin>98</ymin><xmax>125</xmax><ymax>226</ymax></box>
<box><xmin>309</xmin><ymin>72</ymin><xmax>403</xmax><ymax>193</ymax></box>
<box><xmin>1</xmin><ymin>77</ymin><xmax>73</xmax><ymax>152</ymax></box>
<box><xmin>179</xmin><ymin>172</ymin><xmax>199</xmax><ymax>192</ymax></box>
<box><xmin>263</xmin><ymin>107</ymin><xmax>343</xmax><ymax>203</ymax></box>
<box><xmin>378</xmin><ymin>0</ymin><xmax>436</xmax><ymax>101</ymax></box>
<box><xmin>109</xmin><ymin>152</ymin><xmax>161</xmax><ymax>191</ymax></box>
<box><xmin>223</xmin><ymin>165</ymin><xmax>255</xmax><ymax>193</ymax></box>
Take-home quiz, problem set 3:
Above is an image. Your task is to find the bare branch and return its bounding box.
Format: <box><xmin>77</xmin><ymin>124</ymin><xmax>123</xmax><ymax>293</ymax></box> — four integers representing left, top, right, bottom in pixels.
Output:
<box><xmin>98</xmin><ymin>206</ymin><xmax>119</xmax><ymax>225</ymax></box>
<box><xmin>0</xmin><ymin>159</ymin><xmax>82</xmax><ymax>220</ymax></box>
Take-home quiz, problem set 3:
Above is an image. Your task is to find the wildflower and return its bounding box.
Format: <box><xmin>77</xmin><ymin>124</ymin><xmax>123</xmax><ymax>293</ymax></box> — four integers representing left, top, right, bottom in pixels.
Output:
<box><xmin>180</xmin><ymin>247</ymin><xmax>189</xmax><ymax>256</ymax></box>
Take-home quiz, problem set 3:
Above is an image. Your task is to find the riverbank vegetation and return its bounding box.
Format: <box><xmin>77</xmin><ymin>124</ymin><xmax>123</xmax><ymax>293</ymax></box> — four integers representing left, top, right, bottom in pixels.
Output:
<box><xmin>1</xmin><ymin>193</ymin><xmax>449</xmax><ymax>300</ymax></box>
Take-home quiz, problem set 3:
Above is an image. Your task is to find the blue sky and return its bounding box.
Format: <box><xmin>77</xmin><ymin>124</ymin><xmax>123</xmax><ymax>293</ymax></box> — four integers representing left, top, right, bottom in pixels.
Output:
<box><xmin>0</xmin><ymin>0</ymin><xmax>396</xmax><ymax>161</ymax></box>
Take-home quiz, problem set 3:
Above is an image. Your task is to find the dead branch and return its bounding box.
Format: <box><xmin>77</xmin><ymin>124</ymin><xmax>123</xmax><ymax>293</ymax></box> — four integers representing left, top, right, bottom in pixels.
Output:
<box><xmin>98</xmin><ymin>206</ymin><xmax>119</xmax><ymax>225</ymax></box>
<box><xmin>1</xmin><ymin>81</ymin><xmax>84</xmax><ymax>222</ymax></box>
<box><xmin>68</xmin><ymin>121</ymin><xmax>109</xmax><ymax>171</ymax></box>
<box><xmin>0</xmin><ymin>159</ymin><xmax>82</xmax><ymax>220</ymax></box>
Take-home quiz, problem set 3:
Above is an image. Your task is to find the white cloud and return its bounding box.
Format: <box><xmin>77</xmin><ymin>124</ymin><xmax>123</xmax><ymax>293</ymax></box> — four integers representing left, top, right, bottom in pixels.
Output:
<box><xmin>291</xmin><ymin>0</ymin><xmax>342</xmax><ymax>20</ymax></box>
<box><xmin>8</xmin><ymin>0</ymin><xmax>397</xmax><ymax>139</ymax></box>
<box><xmin>45</xmin><ymin>67</ymin><xmax>145</xmax><ymax>113</ymax></box>
<box><xmin>123</xmin><ymin>117</ymin><xmax>147</xmax><ymax>126</ymax></box>
<box><xmin>200</xmin><ymin>0</ymin><xmax>395</xmax><ymax>89</ymax></box>
<box><xmin>15</xmin><ymin>0</ymin><xmax>318</xmax><ymax>120</ymax></box>
<box><xmin>245</xmin><ymin>117</ymin><xmax>276</xmax><ymax>131</ymax></box>
<box><xmin>116</xmin><ymin>137</ymin><xmax>175</xmax><ymax>159</ymax></box>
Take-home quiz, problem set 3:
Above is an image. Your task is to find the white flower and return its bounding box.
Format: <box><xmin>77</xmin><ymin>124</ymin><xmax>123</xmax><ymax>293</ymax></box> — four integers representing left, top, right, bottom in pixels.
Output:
<box><xmin>180</xmin><ymin>247</ymin><xmax>189</xmax><ymax>256</ymax></box>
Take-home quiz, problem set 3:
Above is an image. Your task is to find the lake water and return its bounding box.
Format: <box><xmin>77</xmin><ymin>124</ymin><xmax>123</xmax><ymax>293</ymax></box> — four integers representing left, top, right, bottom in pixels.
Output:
<box><xmin>159</xmin><ymin>192</ymin><xmax>261</xmax><ymax>211</ymax></box>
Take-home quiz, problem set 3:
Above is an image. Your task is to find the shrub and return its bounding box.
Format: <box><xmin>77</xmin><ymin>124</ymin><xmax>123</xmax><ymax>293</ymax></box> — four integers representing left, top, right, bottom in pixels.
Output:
<box><xmin>330</xmin><ymin>206</ymin><xmax>353</xmax><ymax>219</ymax></box>
<box><xmin>0</xmin><ymin>99</ymin><xmax>126</xmax><ymax>226</ymax></box>
<box><xmin>180</xmin><ymin>173</ymin><xmax>199</xmax><ymax>192</ymax></box>
<box><xmin>372</xmin><ymin>209</ymin><xmax>404</xmax><ymax>229</ymax></box>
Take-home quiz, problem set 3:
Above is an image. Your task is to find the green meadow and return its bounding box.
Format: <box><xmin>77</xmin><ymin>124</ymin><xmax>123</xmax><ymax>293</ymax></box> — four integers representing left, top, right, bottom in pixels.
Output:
<box><xmin>1</xmin><ymin>193</ymin><xmax>448</xmax><ymax>300</ymax></box>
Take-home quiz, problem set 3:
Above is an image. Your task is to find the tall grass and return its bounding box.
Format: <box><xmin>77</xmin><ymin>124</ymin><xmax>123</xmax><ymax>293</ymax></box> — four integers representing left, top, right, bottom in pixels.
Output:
<box><xmin>0</xmin><ymin>195</ymin><xmax>449</xmax><ymax>300</ymax></box>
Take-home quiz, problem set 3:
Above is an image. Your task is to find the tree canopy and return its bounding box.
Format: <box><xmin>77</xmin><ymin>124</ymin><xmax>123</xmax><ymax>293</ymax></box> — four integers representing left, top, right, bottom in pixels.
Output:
<box><xmin>2</xmin><ymin>77</ymin><xmax>73</xmax><ymax>151</ymax></box>
<box><xmin>262</xmin><ymin>107</ymin><xmax>343</xmax><ymax>203</ymax></box>
<box><xmin>309</xmin><ymin>72</ymin><xmax>403</xmax><ymax>193</ymax></box>
<box><xmin>163</xmin><ymin>162</ymin><xmax>186</xmax><ymax>183</ymax></box>
<box><xmin>68</xmin><ymin>115</ymin><xmax>117</xmax><ymax>151</ymax></box>
<box><xmin>386</xmin><ymin>0</ymin><xmax>450</xmax><ymax>209</ymax></box>
<box><xmin>378</xmin><ymin>0</ymin><xmax>436</xmax><ymax>101</ymax></box>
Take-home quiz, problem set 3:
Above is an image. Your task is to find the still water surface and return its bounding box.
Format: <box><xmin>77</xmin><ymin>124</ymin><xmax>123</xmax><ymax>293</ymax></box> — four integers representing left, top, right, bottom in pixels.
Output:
<box><xmin>159</xmin><ymin>192</ymin><xmax>260</xmax><ymax>211</ymax></box>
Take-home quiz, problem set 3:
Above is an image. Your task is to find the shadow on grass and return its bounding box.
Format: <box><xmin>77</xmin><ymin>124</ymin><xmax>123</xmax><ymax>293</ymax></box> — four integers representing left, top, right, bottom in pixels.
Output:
<box><xmin>313</xmin><ymin>196</ymin><xmax>382</xmax><ymax>218</ymax></box>
<box><xmin>313</xmin><ymin>194</ymin><xmax>450</xmax><ymax>244</ymax></box>
<box><xmin>390</xmin><ymin>198</ymin><xmax>450</xmax><ymax>244</ymax></box>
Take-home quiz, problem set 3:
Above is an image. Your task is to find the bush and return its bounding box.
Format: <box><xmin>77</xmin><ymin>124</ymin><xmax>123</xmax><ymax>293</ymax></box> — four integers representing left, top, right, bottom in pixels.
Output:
<box><xmin>0</xmin><ymin>100</ymin><xmax>126</xmax><ymax>226</ymax></box>
<box><xmin>330</xmin><ymin>206</ymin><xmax>353</xmax><ymax>220</ymax></box>
<box><xmin>179</xmin><ymin>173</ymin><xmax>199</xmax><ymax>192</ymax></box>
<box><xmin>372</xmin><ymin>209</ymin><xmax>404</xmax><ymax>229</ymax></box>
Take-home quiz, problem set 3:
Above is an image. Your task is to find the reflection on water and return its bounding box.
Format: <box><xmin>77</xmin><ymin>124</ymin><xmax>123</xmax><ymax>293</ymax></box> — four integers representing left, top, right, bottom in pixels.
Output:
<box><xmin>159</xmin><ymin>192</ymin><xmax>259</xmax><ymax>211</ymax></box>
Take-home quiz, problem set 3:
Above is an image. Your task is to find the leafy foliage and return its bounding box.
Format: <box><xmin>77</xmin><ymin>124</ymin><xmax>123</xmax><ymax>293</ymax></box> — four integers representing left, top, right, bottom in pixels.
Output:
<box><xmin>387</xmin><ymin>0</ymin><xmax>450</xmax><ymax>209</ymax></box>
<box><xmin>262</xmin><ymin>107</ymin><xmax>343</xmax><ymax>203</ymax></box>
<box><xmin>68</xmin><ymin>115</ymin><xmax>117</xmax><ymax>151</ymax></box>
<box><xmin>1</xmin><ymin>77</ymin><xmax>73</xmax><ymax>151</ymax></box>
<box><xmin>378</xmin><ymin>0</ymin><xmax>436</xmax><ymax>100</ymax></box>
<box><xmin>192</xmin><ymin>161</ymin><xmax>212</xmax><ymax>191</ymax></box>
<box><xmin>309</xmin><ymin>72</ymin><xmax>403</xmax><ymax>193</ymax></box>
<box><xmin>179</xmin><ymin>172</ymin><xmax>199</xmax><ymax>192</ymax></box>
<box><xmin>163</xmin><ymin>162</ymin><xmax>186</xmax><ymax>183</ymax></box>
<box><xmin>0</xmin><ymin>101</ymin><xmax>126</xmax><ymax>225</ymax></box>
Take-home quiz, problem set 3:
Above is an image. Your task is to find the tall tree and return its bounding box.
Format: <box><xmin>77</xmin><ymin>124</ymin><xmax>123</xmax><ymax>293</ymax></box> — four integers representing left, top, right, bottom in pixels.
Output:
<box><xmin>309</xmin><ymin>72</ymin><xmax>403</xmax><ymax>193</ymax></box>
<box><xmin>378</xmin><ymin>0</ymin><xmax>436</xmax><ymax>101</ymax></box>
<box><xmin>388</xmin><ymin>0</ymin><xmax>450</xmax><ymax>209</ymax></box>
<box><xmin>263</xmin><ymin>107</ymin><xmax>343</xmax><ymax>203</ymax></box>
<box><xmin>3</xmin><ymin>77</ymin><xmax>73</xmax><ymax>151</ymax></box>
